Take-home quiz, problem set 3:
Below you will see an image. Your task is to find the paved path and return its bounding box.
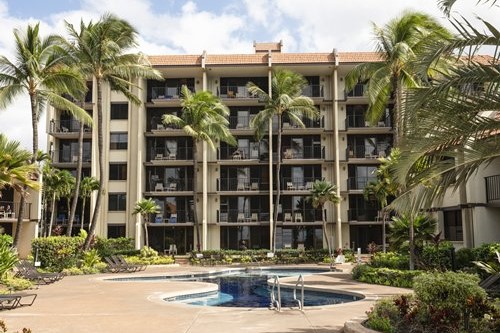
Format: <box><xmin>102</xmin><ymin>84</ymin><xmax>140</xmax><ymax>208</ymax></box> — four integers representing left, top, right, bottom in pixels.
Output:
<box><xmin>1</xmin><ymin>264</ymin><xmax>409</xmax><ymax>333</ymax></box>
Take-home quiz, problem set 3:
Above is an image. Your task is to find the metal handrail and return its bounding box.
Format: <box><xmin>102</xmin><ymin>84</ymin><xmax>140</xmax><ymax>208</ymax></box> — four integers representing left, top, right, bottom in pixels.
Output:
<box><xmin>270</xmin><ymin>275</ymin><xmax>281</xmax><ymax>312</ymax></box>
<box><xmin>293</xmin><ymin>274</ymin><xmax>304</xmax><ymax>310</ymax></box>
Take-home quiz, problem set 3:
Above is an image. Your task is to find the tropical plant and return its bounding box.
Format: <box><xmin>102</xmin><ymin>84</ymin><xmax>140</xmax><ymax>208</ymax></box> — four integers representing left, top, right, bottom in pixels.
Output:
<box><xmin>58</xmin><ymin>169</ymin><xmax>76</xmax><ymax>234</ymax></box>
<box><xmin>0</xmin><ymin>236</ymin><xmax>17</xmax><ymax>279</ymax></box>
<box><xmin>0</xmin><ymin>134</ymin><xmax>39</xmax><ymax>193</ymax></box>
<box><xmin>308</xmin><ymin>180</ymin><xmax>340</xmax><ymax>268</ymax></box>
<box><xmin>162</xmin><ymin>85</ymin><xmax>235</xmax><ymax>251</ymax></box>
<box><xmin>79</xmin><ymin>176</ymin><xmax>100</xmax><ymax>231</ymax></box>
<box><xmin>248</xmin><ymin>69</ymin><xmax>319</xmax><ymax>251</ymax></box>
<box><xmin>345</xmin><ymin>11</ymin><xmax>451</xmax><ymax>145</ymax></box>
<box><xmin>132</xmin><ymin>198</ymin><xmax>160</xmax><ymax>248</ymax></box>
<box><xmin>43</xmin><ymin>167</ymin><xmax>75</xmax><ymax>236</ymax></box>
<box><xmin>63</xmin><ymin>14</ymin><xmax>163</xmax><ymax>250</ymax></box>
<box><xmin>0</xmin><ymin>23</ymin><xmax>90</xmax><ymax>248</ymax></box>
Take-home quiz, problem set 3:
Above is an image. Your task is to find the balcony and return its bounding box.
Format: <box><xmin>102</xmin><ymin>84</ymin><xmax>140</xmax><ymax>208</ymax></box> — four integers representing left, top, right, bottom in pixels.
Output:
<box><xmin>280</xmin><ymin>209</ymin><xmax>322</xmax><ymax>223</ymax></box>
<box><xmin>229</xmin><ymin>115</ymin><xmax>256</xmax><ymax>130</ymax></box>
<box><xmin>282</xmin><ymin>145</ymin><xmax>323</xmax><ymax>160</ymax></box>
<box><xmin>346</xmin><ymin>115</ymin><xmax>391</xmax><ymax>129</ymax></box>
<box><xmin>48</xmin><ymin>119</ymin><xmax>91</xmax><ymax>137</ymax></box>
<box><xmin>149</xmin><ymin>147</ymin><xmax>193</xmax><ymax>162</ymax></box>
<box><xmin>150</xmin><ymin>86</ymin><xmax>194</xmax><ymax>102</ymax></box>
<box><xmin>485</xmin><ymin>174</ymin><xmax>500</xmax><ymax>203</ymax></box>
<box><xmin>220</xmin><ymin>85</ymin><xmax>257</xmax><ymax>99</ymax></box>
<box><xmin>0</xmin><ymin>201</ymin><xmax>31</xmax><ymax>219</ymax></box>
<box><xmin>218</xmin><ymin>146</ymin><xmax>262</xmax><ymax>160</ymax></box>
<box><xmin>56</xmin><ymin>149</ymin><xmax>91</xmax><ymax>164</ymax></box>
<box><xmin>218</xmin><ymin>178</ymin><xmax>268</xmax><ymax>191</ymax></box>
<box><xmin>347</xmin><ymin>145</ymin><xmax>389</xmax><ymax>160</ymax></box>
<box><xmin>302</xmin><ymin>84</ymin><xmax>323</xmax><ymax>98</ymax></box>
<box><xmin>347</xmin><ymin>177</ymin><xmax>377</xmax><ymax>191</ymax></box>
<box><xmin>151</xmin><ymin>210</ymin><xmax>191</xmax><ymax>224</ymax></box>
<box><xmin>147</xmin><ymin>178</ymin><xmax>193</xmax><ymax>192</ymax></box>
<box><xmin>217</xmin><ymin>209</ymin><xmax>321</xmax><ymax>223</ymax></box>
<box><xmin>282</xmin><ymin>116</ymin><xmax>324</xmax><ymax>130</ymax></box>
<box><xmin>281</xmin><ymin>177</ymin><xmax>319</xmax><ymax>191</ymax></box>
<box><xmin>346</xmin><ymin>83</ymin><xmax>368</xmax><ymax>98</ymax></box>
<box><xmin>348</xmin><ymin>208</ymin><xmax>379</xmax><ymax>221</ymax></box>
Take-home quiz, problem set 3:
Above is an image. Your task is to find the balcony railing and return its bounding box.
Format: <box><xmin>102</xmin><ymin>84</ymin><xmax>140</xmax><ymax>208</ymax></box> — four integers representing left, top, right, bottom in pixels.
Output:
<box><xmin>220</xmin><ymin>85</ymin><xmax>257</xmax><ymax>99</ymax></box>
<box><xmin>150</xmin><ymin>86</ymin><xmax>194</xmax><ymax>100</ymax></box>
<box><xmin>346</xmin><ymin>83</ymin><xmax>367</xmax><ymax>97</ymax></box>
<box><xmin>49</xmin><ymin>120</ymin><xmax>91</xmax><ymax>134</ymax></box>
<box><xmin>218</xmin><ymin>178</ymin><xmax>268</xmax><ymax>191</ymax></box>
<box><xmin>228</xmin><ymin>115</ymin><xmax>256</xmax><ymax>129</ymax></box>
<box><xmin>348</xmin><ymin>209</ymin><xmax>379</xmax><ymax>221</ymax></box>
<box><xmin>151</xmin><ymin>210</ymin><xmax>192</xmax><ymax>224</ymax></box>
<box><xmin>149</xmin><ymin>147</ymin><xmax>193</xmax><ymax>161</ymax></box>
<box><xmin>282</xmin><ymin>145</ymin><xmax>323</xmax><ymax>159</ymax></box>
<box><xmin>217</xmin><ymin>208</ymin><xmax>322</xmax><ymax>223</ymax></box>
<box><xmin>302</xmin><ymin>84</ymin><xmax>323</xmax><ymax>98</ymax></box>
<box><xmin>347</xmin><ymin>145</ymin><xmax>390</xmax><ymax>159</ymax></box>
<box><xmin>57</xmin><ymin>150</ymin><xmax>91</xmax><ymax>163</ymax></box>
<box><xmin>148</xmin><ymin>178</ymin><xmax>193</xmax><ymax>192</ymax></box>
<box><xmin>347</xmin><ymin>177</ymin><xmax>377</xmax><ymax>190</ymax></box>
<box><xmin>218</xmin><ymin>147</ymin><xmax>262</xmax><ymax>160</ymax></box>
<box><xmin>346</xmin><ymin>115</ymin><xmax>391</xmax><ymax>129</ymax></box>
<box><xmin>282</xmin><ymin>116</ymin><xmax>323</xmax><ymax>129</ymax></box>
<box><xmin>281</xmin><ymin>177</ymin><xmax>320</xmax><ymax>191</ymax></box>
<box><xmin>0</xmin><ymin>201</ymin><xmax>31</xmax><ymax>219</ymax></box>
<box><xmin>485</xmin><ymin>175</ymin><xmax>500</xmax><ymax>202</ymax></box>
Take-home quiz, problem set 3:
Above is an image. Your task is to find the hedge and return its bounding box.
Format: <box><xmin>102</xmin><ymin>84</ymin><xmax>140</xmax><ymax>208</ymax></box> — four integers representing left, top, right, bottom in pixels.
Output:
<box><xmin>32</xmin><ymin>236</ymin><xmax>84</xmax><ymax>271</ymax></box>
<box><xmin>352</xmin><ymin>264</ymin><xmax>422</xmax><ymax>288</ymax></box>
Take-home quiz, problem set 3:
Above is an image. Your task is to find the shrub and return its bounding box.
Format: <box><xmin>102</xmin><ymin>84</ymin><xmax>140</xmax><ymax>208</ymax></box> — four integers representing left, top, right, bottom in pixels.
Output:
<box><xmin>352</xmin><ymin>265</ymin><xmax>421</xmax><ymax>288</ymax></box>
<box><xmin>371</xmin><ymin>252</ymin><xmax>409</xmax><ymax>270</ymax></box>
<box><xmin>455</xmin><ymin>247</ymin><xmax>476</xmax><ymax>270</ymax></box>
<box><xmin>140</xmin><ymin>246</ymin><xmax>158</xmax><ymax>258</ymax></box>
<box><xmin>126</xmin><ymin>255</ymin><xmax>174</xmax><ymax>265</ymax></box>
<box><xmin>472</xmin><ymin>242</ymin><xmax>500</xmax><ymax>263</ymax></box>
<box><xmin>32</xmin><ymin>236</ymin><xmax>84</xmax><ymax>271</ymax></box>
<box><xmin>366</xmin><ymin>297</ymin><xmax>401</xmax><ymax>333</ymax></box>
<box><xmin>418</xmin><ymin>241</ymin><xmax>454</xmax><ymax>270</ymax></box>
<box><xmin>82</xmin><ymin>249</ymin><xmax>101</xmax><ymax>268</ymax></box>
<box><xmin>0</xmin><ymin>237</ymin><xmax>17</xmax><ymax>278</ymax></box>
<box><xmin>94</xmin><ymin>237</ymin><xmax>135</xmax><ymax>258</ymax></box>
<box><xmin>0</xmin><ymin>273</ymin><xmax>32</xmax><ymax>292</ymax></box>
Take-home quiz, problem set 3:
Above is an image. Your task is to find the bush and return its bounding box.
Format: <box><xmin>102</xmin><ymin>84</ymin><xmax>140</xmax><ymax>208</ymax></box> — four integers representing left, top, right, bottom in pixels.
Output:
<box><xmin>94</xmin><ymin>237</ymin><xmax>135</xmax><ymax>258</ymax></box>
<box><xmin>126</xmin><ymin>255</ymin><xmax>175</xmax><ymax>265</ymax></box>
<box><xmin>140</xmin><ymin>246</ymin><xmax>158</xmax><ymax>258</ymax></box>
<box><xmin>455</xmin><ymin>247</ymin><xmax>476</xmax><ymax>270</ymax></box>
<box><xmin>418</xmin><ymin>241</ymin><xmax>454</xmax><ymax>270</ymax></box>
<box><xmin>366</xmin><ymin>297</ymin><xmax>402</xmax><ymax>333</ymax></box>
<box><xmin>371</xmin><ymin>252</ymin><xmax>409</xmax><ymax>270</ymax></box>
<box><xmin>0</xmin><ymin>274</ymin><xmax>33</xmax><ymax>292</ymax></box>
<box><xmin>352</xmin><ymin>264</ymin><xmax>421</xmax><ymax>288</ymax></box>
<box><xmin>472</xmin><ymin>242</ymin><xmax>500</xmax><ymax>263</ymax></box>
<box><xmin>32</xmin><ymin>236</ymin><xmax>84</xmax><ymax>271</ymax></box>
<box><xmin>81</xmin><ymin>249</ymin><xmax>101</xmax><ymax>268</ymax></box>
<box><xmin>0</xmin><ymin>237</ymin><xmax>17</xmax><ymax>278</ymax></box>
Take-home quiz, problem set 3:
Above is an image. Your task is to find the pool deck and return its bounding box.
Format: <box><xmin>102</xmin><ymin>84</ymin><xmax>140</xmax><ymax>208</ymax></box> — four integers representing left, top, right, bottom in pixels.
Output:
<box><xmin>1</xmin><ymin>264</ymin><xmax>409</xmax><ymax>333</ymax></box>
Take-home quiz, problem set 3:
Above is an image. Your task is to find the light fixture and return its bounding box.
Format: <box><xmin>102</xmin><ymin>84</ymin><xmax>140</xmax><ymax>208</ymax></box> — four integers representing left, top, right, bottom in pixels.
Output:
<box><xmin>215</xmin><ymin>197</ymin><xmax>218</xmax><ymax>202</ymax></box>
<box><xmin>322</xmin><ymin>136</ymin><xmax>326</xmax><ymax>141</ymax></box>
<box><xmin>215</xmin><ymin>79</ymin><xmax>218</xmax><ymax>84</ymax></box>
<box><xmin>341</xmin><ymin>136</ymin><xmax>345</xmax><ymax>141</ymax></box>
<box><xmin>340</xmin><ymin>77</ymin><xmax>343</xmax><ymax>81</ymax></box>
<box><xmin>196</xmin><ymin>80</ymin><xmax>200</xmax><ymax>84</ymax></box>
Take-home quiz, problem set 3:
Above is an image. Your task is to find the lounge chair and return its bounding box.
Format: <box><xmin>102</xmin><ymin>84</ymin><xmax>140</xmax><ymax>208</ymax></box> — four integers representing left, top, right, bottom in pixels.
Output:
<box><xmin>15</xmin><ymin>261</ymin><xmax>64</xmax><ymax>284</ymax></box>
<box><xmin>112</xmin><ymin>255</ymin><xmax>147</xmax><ymax>272</ymax></box>
<box><xmin>0</xmin><ymin>293</ymin><xmax>37</xmax><ymax>310</ymax></box>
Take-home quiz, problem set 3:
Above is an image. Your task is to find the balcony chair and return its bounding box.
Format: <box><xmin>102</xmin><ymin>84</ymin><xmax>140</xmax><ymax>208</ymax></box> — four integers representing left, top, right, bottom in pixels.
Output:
<box><xmin>168</xmin><ymin>153</ymin><xmax>176</xmax><ymax>160</ymax></box>
<box><xmin>168</xmin><ymin>244</ymin><xmax>177</xmax><ymax>256</ymax></box>
<box><xmin>167</xmin><ymin>183</ymin><xmax>177</xmax><ymax>191</ymax></box>
<box><xmin>283</xmin><ymin>149</ymin><xmax>293</xmax><ymax>159</ymax></box>
<box><xmin>61</xmin><ymin>126</ymin><xmax>69</xmax><ymax>133</ymax></box>
<box><xmin>156</xmin><ymin>124</ymin><xmax>165</xmax><ymax>130</ymax></box>
<box><xmin>227</xmin><ymin>90</ymin><xmax>235</xmax><ymax>98</ymax></box>
<box><xmin>251</xmin><ymin>182</ymin><xmax>259</xmax><ymax>191</ymax></box>
<box><xmin>237</xmin><ymin>213</ymin><xmax>245</xmax><ymax>222</ymax></box>
<box><xmin>251</xmin><ymin>213</ymin><xmax>258</xmax><ymax>222</ymax></box>
<box><xmin>237</xmin><ymin>182</ymin><xmax>246</xmax><ymax>191</ymax></box>
<box><xmin>378</xmin><ymin>151</ymin><xmax>386</xmax><ymax>158</ymax></box>
<box><xmin>169</xmin><ymin>214</ymin><xmax>177</xmax><ymax>223</ymax></box>
<box><xmin>305</xmin><ymin>182</ymin><xmax>314</xmax><ymax>190</ymax></box>
<box><xmin>284</xmin><ymin>213</ymin><xmax>292</xmax><ymax>222</ymax></box>
<box><xmin>0</xmin><ymin>206</ymin><xmax>4</xmax><ymax>218</ymax></box>
<box><xmin>286</xmin><ymin>182</ymin><xmax>296</xmax><ymax>191</ymax></box>
<box><xmin>232</xmin><ymin>150</ymin><xmax>242</xmax><ymax>160</ymax></box>
<box><xmin>294</xmin><ymin>212</ymin><xmax>303</xmax><ymax>223</ymax></box>
<box><xmin>155</xmin><ymin>153</ymin><xmax>164</xmax><ymax>160</ymax></box>
<box><xmin>283</xmin><ymin>122</ymin><xmax>290</xmax><ymax>129</ymax></box>
<box><xmin>155</xmin><ymin>183</ymin><xmax>164</xmax><ymax>191</ymax></box>
<box><xmin>155</xmin><ymin>214</ymin><xmax>163</xmax><ymax>223</ymax></box>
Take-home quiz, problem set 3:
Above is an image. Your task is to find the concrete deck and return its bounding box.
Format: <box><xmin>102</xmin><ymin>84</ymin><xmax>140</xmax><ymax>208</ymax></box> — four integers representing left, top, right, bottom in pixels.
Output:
<box><xmin>1</xmin><ymin>264</ymin><xmax>409</xmax><ymax>333</ymax></box>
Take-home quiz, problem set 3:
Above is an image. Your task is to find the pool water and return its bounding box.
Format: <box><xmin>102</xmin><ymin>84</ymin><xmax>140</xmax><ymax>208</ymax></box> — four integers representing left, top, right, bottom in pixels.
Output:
<box><xmin>173</xmin><ymin>270</ymin><xmax>362</xmax><ymax>307</ymax></box>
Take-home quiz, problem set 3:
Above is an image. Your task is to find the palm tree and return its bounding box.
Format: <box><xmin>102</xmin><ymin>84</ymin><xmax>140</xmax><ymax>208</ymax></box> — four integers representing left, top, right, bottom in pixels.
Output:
<box><xmin>345</xmin><ymin>11</ymin><xmax>451</xmax><ymax>145</ymax></box>
<box><xmin>132</xmin><ymin>198</ymin><xmax>160</xmax><ymax>248</ymax></box>
<box><xmin>43</xmin><ymin>167</ymin><xmax>74</xmax><ymax>236</ymax></box>
<box><xmin>0</xmin><ymin>23</ymin><xmax>90</xmax><ymax>247</ymax></box>
<box><xmin>79</xmin><ymin>177</ymin><xmax>100</xmax><ymax>231</ymax></box>
<box><xmin>248</xmin><ymin>69</ymin><xmax>319</xmax><ymax>252</ymax></box>
<box><xmin>63</xmin><ymin>14</ymin><xmax>163</xmax><ymax>250</ymax></box>
<box><xmin>308</xmin><ymin>180</ymin><xmax>340</xmax><ymax>268</ymax></box>
<box><xmin>0</xmin><ymin>133</ymin><xmax>39</xmax><ymax>194</ymax></box>
<box><xmin>58</xmin><ymin>170</ymin><xmax>76</xmax><ymax>235</ymax></box>
<box><xmin>162</xmin><ymin>85</ymin><xmax>235</xmax><ymax>251</ymax></box>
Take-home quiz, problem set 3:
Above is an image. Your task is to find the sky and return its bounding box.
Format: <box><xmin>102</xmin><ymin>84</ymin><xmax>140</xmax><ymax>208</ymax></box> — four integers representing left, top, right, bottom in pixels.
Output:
<box><xmin>0</xmin><ymin>0</ymin><xmax>497</xmax><ymax>151</ymax></box>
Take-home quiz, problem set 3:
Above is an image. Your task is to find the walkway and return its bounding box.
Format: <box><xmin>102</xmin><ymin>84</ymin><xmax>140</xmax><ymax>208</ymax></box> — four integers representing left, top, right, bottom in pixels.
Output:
<box><xmin>2</xmin><ymin>264</ymin><xmax>409</xmax><ymax>333</ymax></box>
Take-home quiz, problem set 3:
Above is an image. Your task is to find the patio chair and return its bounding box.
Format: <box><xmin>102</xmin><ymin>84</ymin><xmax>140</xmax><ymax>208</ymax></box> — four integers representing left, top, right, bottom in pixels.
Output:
<box><xmin>237</xmin><ymin>213</ymin><xmax>245</xmax><ymax>222</ymax></box>
<box><xmin>113</xmin><ymin>255</ymin><xmax>147</xmax><ymax>272</ymax></box>
<box><xmin>168</xmin><ymin>244</ymin><xmax>177</xmax><ymax>255</ymax></box>
<box><xmin>155</xmin><ymin>183</ymin><xmax>164</xmax><ymax>191</ymax></box>
<box><xmin>251</xmin><ymin>213</ymin><xmax>258</xmax><ymax>222</ymax></box>
<box><xmin>284</xmin><ymin>213</ymin><xmax>292</xmax><ymax>222</ymax></box>
<box><xmin>286</xmin><ymin>182</ymin><xmax>296</xmax><ymax>190</ymax></box>
<box><xmin>15</xmin><ymin>261</ymin><xmax>63</xmax><ymax>284</ymax></box>
<box><xmin>0</xmin><ymin>293</ymin><xmax>37</xmax><ymax>310</ymax></box>
<box><xmin>167</xmin><ymin>183</ymin><xmax>177</xmax><ymax>191</ymax></box>
<box><xmin>294</xmin><ymin>212</ymin><xmax>303</xmax><ymax>223</ymax></box>
<box><xmin>305</xmin><ymin>182</ymin><xmax>314</xmax><ymax>190</ymax></box>
<box><xmin>251</xmin><ymin>182</ymin><xmax>259</xmax><ymax>191</ymax></box>
<box><xmin>104</xmin><ymin>256</ymin><xmax>138</xmax><ymax>273</ymax></box>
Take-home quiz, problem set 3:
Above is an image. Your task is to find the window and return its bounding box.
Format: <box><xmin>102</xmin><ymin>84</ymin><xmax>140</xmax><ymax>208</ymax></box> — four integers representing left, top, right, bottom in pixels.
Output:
<box><xmin>110</xmin><ymin>103</ymin><xmax>128</xmax><ymax>120</ymax></box>
<box><xmin>110</xmin><ymin>133</ymin><xmax>128</xmax><ymax>150</ymax></box>
<box><xmin>107</xmin><ymin>224</ymin><xmax>126</xmax><ymax>238</ymax></box>
<box><xmin>109</xmin><ymin>163</ymin><xmax>127</xmax><ymax>180</ymax></box>
<box><xmin>109</xmin><ymin>193</ymin><xmax>126</xmax><ymax>211</ymax></box>
<box><xmin>444</xmin><ymin>210</ymin><xmax>463</xmax><ymax>241</ymax></box>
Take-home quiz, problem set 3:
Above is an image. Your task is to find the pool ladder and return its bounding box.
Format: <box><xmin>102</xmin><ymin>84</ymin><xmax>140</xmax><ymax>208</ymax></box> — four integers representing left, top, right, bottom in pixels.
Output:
<box><xmin>270</xmin><ymin>274</ymin><xmax>304</xmax><ymax>312</ymax></box>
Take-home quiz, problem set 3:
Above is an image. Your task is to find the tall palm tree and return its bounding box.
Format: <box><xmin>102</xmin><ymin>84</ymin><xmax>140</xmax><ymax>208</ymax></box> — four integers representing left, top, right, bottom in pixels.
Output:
<box><xmin>58</xmin><ymin>170</ymin><xmax>76</xmax><ymax>235</ymax></box>
<box><xmin>63</xmin><ymin>14</ymin><xmax>163</xmax><ymax>250</ymax></box>
<box><xmin>43</xmin><ymin>167</ymin><xmax>74</xmax><ymax>236</ymax></box>
<box><xmin>79</xmin><ymin>176</ymin><xmax>100</xmax><ymax>231</ymax></box>
<box><xmin>162</xmin><ymin>85</ymin><xmax>236</xmax><ymax>251</ymax></box>
<box><xmin>248</xmin><ymin>69</ymin><xmax>319</xmax><ymax>252</ymax></box>
<box><xmin>0</xmin><ymin>134</ymin><xmax>39</xmax><ymax>193</ymax></box>
<box><xmin>308</xmin><ymin>180</ymin><xmax>340</xmax><ymax>268</ymax></box>
<box><xmin>0</xmin><ymin>23</ymin><xmax>90</xmax><ymax>247</ymax></box>
<box><xmin>132</xmin><ymin>198</ymin><xmax>160</xmax><ymax>248</ymax></box>
<box><xmin>345</xmin><ymin>11</ymin><xmax>451</xmax><ymax>145</ymax></box>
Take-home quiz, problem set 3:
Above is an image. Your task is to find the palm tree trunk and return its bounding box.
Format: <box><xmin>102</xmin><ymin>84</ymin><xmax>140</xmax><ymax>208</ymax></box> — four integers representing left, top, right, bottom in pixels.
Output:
<box><xmin>48</xmin><ymin>195</ymin><xmax>56</xmax><ymax>237</ymax></box>
<box><xmin>13</xmin><ymin>93</ymin><xmax>38</xmax><ymax>248</ymax></box>
<box><xmin>85</xmin><ymin>79</ymin><xmax>104</xmax><ymax>250</ymax></box>
<box><xmin>192</xmin><ymin>142</ymin><xmax>201</xmax><ymax>252</ymax></box>
<box><xmin>67</xmin><ymin>122</ymin><xmax>84</xmax><ymax>236</ymax></box>
<box><xmin>394</xmin><ymin>79</ymin><xmax>403</xmax><ymax>146</ymax></box>
<box><xmin>409</xmin><ymin>216</ymin><xmax>415</xmax><ymax>270</ymax></box>
<box><xmin>81</xmin><ymin>198</ymin><xmax>86</xmax><ymax>230</ymax></box>
<box><xmin>272</xmin><ymin>114</ymin><xmax>283</xmax><ymax>252</ymax></box>
<box><xmin>321</xmin><ymin>204</ymin><xmax>333</xmax><ymax>267</ymax></box>
<box><xmin>143</xmin><ymin>217</ymin><xmax>149</xmax><ymax>248</ymax></box>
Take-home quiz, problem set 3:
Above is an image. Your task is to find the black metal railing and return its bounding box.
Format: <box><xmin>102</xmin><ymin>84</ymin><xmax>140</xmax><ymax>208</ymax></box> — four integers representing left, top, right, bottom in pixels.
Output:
<box><xmin>49</xmin><ymin>119</ymin><xmax>91</xmax><ymax>133</ymax></box>
<box><xmin>220</xmin><ymin>85</ymin><xmax>257</xmax><ymax>99</ymax></box>
<box><xmin>0</xmin><ymin>201</ymin><xmax>31</xmax><ymax>219</ymax></box>
<box><xmin>346</xmin><ymin>115</ymin><xmax>391</xmax><ymax>129</ymax></box>
<box><xmin>217</xmin><ymin>209</ymin><xmax>322</xmax><ymax>223</ymax></box>
<box><xmin>218</xmin><ymin>147</ymin><xmax>261</xmax><ymax>160</ymax></box>
<box><xmin>485</xmin><ymin>175</ymin><xmax>500</xmax><ymax>202</ymax></box>
<box><xmin>348</xmin><ymin>209</ymin><xmax>379</xmax><ymax>221</ymax></box>
<box><xmin>302</xmin><ymin>84</ymin><xmax>323</xmax><ymax>98</ymax></box>
<box><xmin>218</xmin><ymin>178</ymin><xmax>268</xmax><ymax>191</ymax></box>
<box><xmin>151</xmin><ymin>210</ymin><xmax>191</xmax><ymax>223</ymax></box>
<box><xmin>282</xmin><ymin>116</ymin><xmax>323</xmax><ymax>129</ymax></box>
<box><xmin>282</xmin><ymin>145</ymin><xmax>323</xmax><ymax>159</ymax></box>
<box><xmin>149</xmin><ymin>147</ymin><xmax>193</xmax><ymax>161</ymax></box>
<box><xmin>147</xmin><ymin>178</ymin><xmax>193</xmax><ymax>192</ymax></box>
<box><xmin>58</xmin><ymin>149</ymin><xmax>91</xmax><ymax>163</ymax></box>
<box><xmin>346</xmin><ymin>83</ymin><xmax>367</xmax><ymax>97</ymax></box>
<box><xmin>281</xmin><ymin>177</ymin><xmax>320</xmax><ymax>191</ymax></box>
<box><xmin>347</xmin><ymin>177</ymin><xmax>377</xmax><ymax>190</ymax></box>
<box><xmin>151</xmin><ymin>86</ymin><xmax>194</xmax><ymax>100</ymax></box>
<box><xmin>347</xmin><ymin>145</ymin><xmax>391</xmax><ymax>159</ymax></box>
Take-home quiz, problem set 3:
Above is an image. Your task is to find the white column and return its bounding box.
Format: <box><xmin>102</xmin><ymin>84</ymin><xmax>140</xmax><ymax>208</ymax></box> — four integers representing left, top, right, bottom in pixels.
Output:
<box><xmin>268</xmin><ymin>66</ymin><xmax>274</xmax><ymax>251</ymax></box>
<box><xmin>202</xmin><ymin>70</ymin><xmax>208</xmax><ymax>250</ymax></box>
<box><xmin>333</xmin><ymin>51</ymin><xmax>342</xmax><ymax>249</ymax></box>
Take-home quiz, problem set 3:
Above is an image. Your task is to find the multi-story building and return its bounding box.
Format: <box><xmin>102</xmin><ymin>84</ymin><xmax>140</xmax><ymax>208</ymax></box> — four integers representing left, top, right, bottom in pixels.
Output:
<box><xmin>41</xmin><ymin>42</ymin><xmax>498</xmax><ymax>254</ymax></box>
